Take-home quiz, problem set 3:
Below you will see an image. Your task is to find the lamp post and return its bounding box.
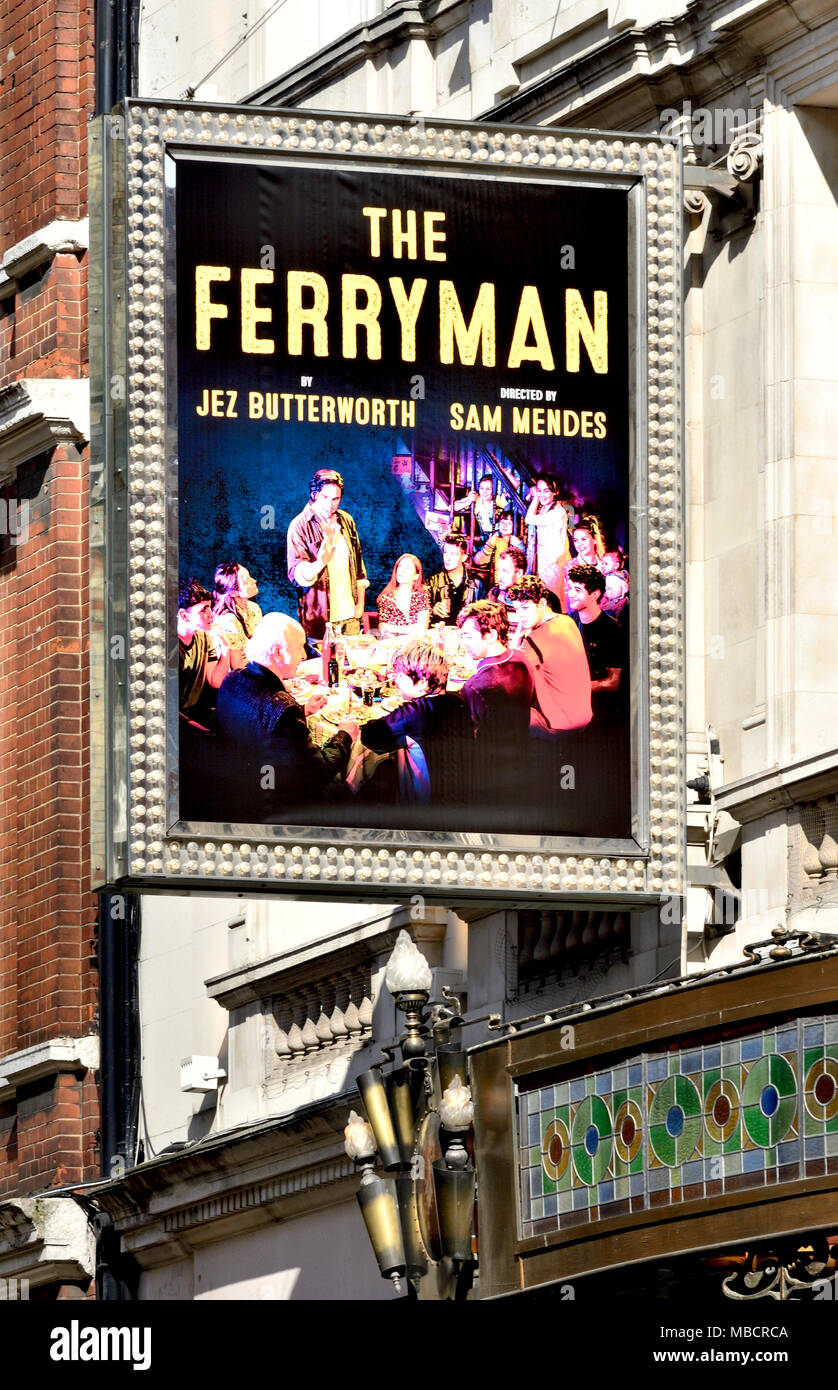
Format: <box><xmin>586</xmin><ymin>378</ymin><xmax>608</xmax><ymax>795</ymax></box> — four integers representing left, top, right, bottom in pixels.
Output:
<box><xmin>344</xmin><ymin>1110</ymin><xmax>407</xmax><ymax>1293</ymax></box>
<box><xmin>384</xmin><ymin>928</ymin><xmax>433</xmax><ymax>1059</ymax></box>
<box><xmin>434</xmin><ymin>1075</ymin><xmax>476</xmax><ymax>1264</ymax></box>
<box><xmin>344</xmin><ymin>930</ymin><xmax>476</xmax><ymax>1299</ymax></box>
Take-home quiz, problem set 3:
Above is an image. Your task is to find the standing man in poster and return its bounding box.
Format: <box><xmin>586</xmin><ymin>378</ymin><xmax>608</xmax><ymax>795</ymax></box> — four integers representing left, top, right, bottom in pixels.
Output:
<box><xmin>287</xmin><ymin>469</ymin><xmax>369</xmax><ymax>640</ymax></box>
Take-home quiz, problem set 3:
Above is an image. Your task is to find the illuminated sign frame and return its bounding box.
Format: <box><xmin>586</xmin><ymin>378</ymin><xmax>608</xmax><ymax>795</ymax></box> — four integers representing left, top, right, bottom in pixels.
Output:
<box><xmin>90</xmin><ymin>99</ymin><xmax>683</xmax><ymax>903</ymax></box>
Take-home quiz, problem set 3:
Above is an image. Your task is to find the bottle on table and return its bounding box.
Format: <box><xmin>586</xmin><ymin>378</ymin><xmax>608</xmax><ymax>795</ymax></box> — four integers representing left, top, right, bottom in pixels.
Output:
<box><xmin>327</xmin><ymin>624</ymin><xmax>340</xmax><ymax>689</ymax></box>
<box><xmin>321</xmin><ymin>622</ymin><xmax>334</xmax><ymax>684</ymax></box>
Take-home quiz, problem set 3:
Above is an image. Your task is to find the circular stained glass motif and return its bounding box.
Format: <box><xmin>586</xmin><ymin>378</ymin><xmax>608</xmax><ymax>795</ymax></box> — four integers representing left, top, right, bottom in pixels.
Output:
<box><xmin>541</xmin><ymin>1117</ymin><xmax>570</xmax><ymax>1182</ymax></box>
<box><xmin>803</xmin><ymin>1057</ymin><xmax>838</xmax><ymax>1122</ymax></box>
<box><xmin>571</xmin><ymin>1095</ymin><xmax>612</xmax><ymax>1186</ymax></box>
<box><xmin>704</xmin><ymin>1077</ymin><xmax>740</xmax><ymax>1143</ymax></box>
<box><xmin>649</xmin><ymin>1075</ymin><xmax>702</xmax><ymax>1166</ymax></box>
<box><xmin>742</xmin><ymin>1054</ymin><xmax>796</xmax><ymax>1147</ymax></box>
<box><xmin>614</xmin><ymin>1099</ymin><xmax>643</xmax><ymax>1164</ymax></box>
<box><xmin>666</xmin><ymin>1105</ymin><xmax>684</xmax><ymax>1136</ymax></box>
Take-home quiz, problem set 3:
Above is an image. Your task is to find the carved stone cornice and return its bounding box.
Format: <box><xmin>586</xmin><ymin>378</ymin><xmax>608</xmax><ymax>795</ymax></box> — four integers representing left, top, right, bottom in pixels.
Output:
<box><xmin>0</xmin><ymin>218</ymin><xmax>88</xmax><ymax>299</ymax></box>
<box><xmin>93</xmin><ymin>1103</ymin><xmax>359</xmax><ymax>1265</ymax></box>
<box><xmin>0</xmin><ymin>1198</ymin><xmax>95</xmax><ymax>1287</ymax></box>
<box><xmin>727</xmin><ymin>129</ymin><xmax>763</xmax><ymax>181</ymax></box>
<box><xmin>0</xmin><ymin>1035</ymin><xmax>99</xmax><ymax>1101</ymax></box>
<box><xmin>246</xmin><ymin>0</ymin><xmax>838</xmax><ymax>136</ymax></box>
<box><xmin>485</xmin><ymin>0</ymin><xmax>837</xmax><ymax>129</ymax></box>
<box><xmin>245</xmin><ymin>0</ymin><xmax>433</xmax><ymax>109</ymax></box>
<box><xmin>0</xmin><ymin>379</ymin><xmax>90</xmax><ymax>482</ymax></box>
<box><xmin>682</xmin><ymin>131</ymin><xmax>763</xmax><ymax>228</ymax></box>
<box><xmin>714</xmin><ymin>748</ymin><xmax>838</xmax><ymax>824</ymax></box>
<box><xmin>684</xmin><ymin>187</ymin><xmax>712</xmax><ymax>217</ymax></box>
<box><xmin>206</xmin><ymin>909</ymin><xmax>447</xmax><ymax>1010</ymax></box>
<box><xmin>206</xmin><ymin>910</ymin><xmax>450</xmax><ymax>1087</ymax></box>
<box><xmin>161</xmin><ymin>1154</ymin><xmax>353</xmax><ymax>1236</ymax></box>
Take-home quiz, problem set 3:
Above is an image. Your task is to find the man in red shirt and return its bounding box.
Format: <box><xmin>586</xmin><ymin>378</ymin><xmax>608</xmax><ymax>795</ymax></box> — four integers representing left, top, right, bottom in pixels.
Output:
<box><xmin>507</xmin><ymin>575</ymin><xmax>592</xmax><ymax>732</ymax></box>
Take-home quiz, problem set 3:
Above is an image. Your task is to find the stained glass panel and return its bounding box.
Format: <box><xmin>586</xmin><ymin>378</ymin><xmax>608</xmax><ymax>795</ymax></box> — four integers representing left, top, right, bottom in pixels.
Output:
<box><xmin>515</xmin><ymin>1011</ymin><xmax>837</xmax><ymax>1240</ymax></box>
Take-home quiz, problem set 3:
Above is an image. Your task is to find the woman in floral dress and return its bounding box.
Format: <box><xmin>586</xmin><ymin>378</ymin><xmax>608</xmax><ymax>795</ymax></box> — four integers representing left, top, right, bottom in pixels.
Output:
<box><xmin>376</xmin><ymin>554</ymin><xmax>431</xmax><ymax>636</ymax></box>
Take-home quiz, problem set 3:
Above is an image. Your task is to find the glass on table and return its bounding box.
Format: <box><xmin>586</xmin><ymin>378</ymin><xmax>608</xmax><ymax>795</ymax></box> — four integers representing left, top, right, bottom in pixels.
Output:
<box><xmin>360</xmin><ymin>668</ymin><xmax>376</xmax><ymax>707</ymax></box>
<box><xmin>344</xmin><ymin>633</ymin><xmax>378</xmax><ymax>669</ymax></box>
<box><xmin>442</xmin><ymin>625</ymin><xmax>461</xmax><ymax>658</ymax></box>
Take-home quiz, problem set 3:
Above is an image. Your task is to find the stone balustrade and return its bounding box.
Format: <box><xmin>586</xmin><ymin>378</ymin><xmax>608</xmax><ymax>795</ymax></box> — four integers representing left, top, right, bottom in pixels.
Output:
<box><xmin>516</xmin><ymin>909</ymin><xmax>631</xmax><ymax>991</ymax></box>
<box><xmin>271</xmin><ymin>966</ymin><xmax>374</xmax><ymax>1062</ymax></box>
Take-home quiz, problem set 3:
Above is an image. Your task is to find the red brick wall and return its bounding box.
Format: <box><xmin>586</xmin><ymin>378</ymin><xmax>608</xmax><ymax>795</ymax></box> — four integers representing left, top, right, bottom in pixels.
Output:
<box><xmin>0</xmin><ymin>252</ymin><xmax>88</xmax><ymax>379</ymax></box>
<box><xmin>0</xmin><ymin>1</ymin><xmax>93</xmax><ymax>246</ymax></box>
<box><xmin>0</xmin><ymin>0</ymin><xmax>98</xmax><ymax>1197</ymax></box>
<box><xmin>0</xmin><ymin>1072</ymin><xmax>98</xmax><ymax>1198</ymax></box>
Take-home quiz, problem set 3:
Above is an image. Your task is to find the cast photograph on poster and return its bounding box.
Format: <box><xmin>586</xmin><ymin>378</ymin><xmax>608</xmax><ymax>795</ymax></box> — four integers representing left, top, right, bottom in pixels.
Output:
<box><xmin>171</xmin><ymin>155</ymin><xmax>634</xmax><ymax>841</ymax></box>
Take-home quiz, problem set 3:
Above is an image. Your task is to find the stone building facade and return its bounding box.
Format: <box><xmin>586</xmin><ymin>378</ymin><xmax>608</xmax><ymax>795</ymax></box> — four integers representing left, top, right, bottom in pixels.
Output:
<box><xmin>92</xmin><ymin>0</ymin><xmax>838</xmax><ymax>1300</ymax></box>
<box><xmin>3</xmin><ymin>0</ymin><xmax>838</xmax><ymax>1302</ymax></box>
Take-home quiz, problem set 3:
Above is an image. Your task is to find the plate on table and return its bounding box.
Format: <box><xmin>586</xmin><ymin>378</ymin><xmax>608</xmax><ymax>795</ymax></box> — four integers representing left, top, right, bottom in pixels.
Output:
<box><xmin>320</xmin><ymin>701</ymin><xmax>379</xmax><ymax>727</ymax></box>
<box><xmin>285</xmin><ymin>676</ymin><xmax>314</xmax><ymax>701</ymax></box>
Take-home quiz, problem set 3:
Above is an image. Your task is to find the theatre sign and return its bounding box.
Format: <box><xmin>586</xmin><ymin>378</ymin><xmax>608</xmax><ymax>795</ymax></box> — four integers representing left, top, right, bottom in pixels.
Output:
<box><xmin>89</xmin><ymin>99</ymin><xmax>683</xmax><ymax>904</ymax></box>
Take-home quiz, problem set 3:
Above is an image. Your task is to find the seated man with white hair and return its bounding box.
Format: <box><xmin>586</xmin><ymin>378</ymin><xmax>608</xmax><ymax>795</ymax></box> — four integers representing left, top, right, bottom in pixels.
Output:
<box><xmin>216</xmin><ymin>612</ymin><xmax>358</xmax><ymax>820</ymax></box>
